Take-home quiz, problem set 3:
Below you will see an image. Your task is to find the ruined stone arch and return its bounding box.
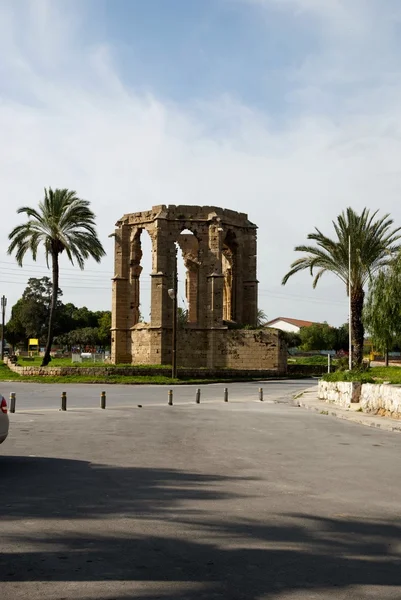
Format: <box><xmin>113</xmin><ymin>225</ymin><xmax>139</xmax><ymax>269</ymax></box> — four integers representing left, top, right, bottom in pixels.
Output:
<box><xmin>222</xmin><ymin>229</ymin><xmax>239</xmax><ymax>322</ymax></box>
<box><xmin>111</xmin><ymin>205</ymin><xmax>259</xmax><ymax>366</ymax></box>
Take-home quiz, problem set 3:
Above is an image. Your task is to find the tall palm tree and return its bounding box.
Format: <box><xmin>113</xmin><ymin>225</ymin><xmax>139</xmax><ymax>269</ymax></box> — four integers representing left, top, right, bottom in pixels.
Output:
<box><xmin>8</xmin><ymin>188</ymin><xmax>106</xmax><ymax>366</ymax></box>
<box><xmin>282</xmin><ymin>208</ymin><xmax>401</xmax><ymax>367</ymax></box>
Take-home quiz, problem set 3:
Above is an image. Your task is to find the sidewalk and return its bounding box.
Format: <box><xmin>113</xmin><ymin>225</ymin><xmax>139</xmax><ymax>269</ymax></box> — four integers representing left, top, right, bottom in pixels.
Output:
<box><xmin>294</xmin><ymin>387</ymin><xmax>401</xmax><ymax>433</ymax></box>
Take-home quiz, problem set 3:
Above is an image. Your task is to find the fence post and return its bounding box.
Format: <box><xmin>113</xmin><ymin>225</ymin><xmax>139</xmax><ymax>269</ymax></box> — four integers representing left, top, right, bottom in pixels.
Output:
<box><xmin>259</xmin><ymin>387</ymin><xmax>263</xmax><ymax>402</ymax></box>
<box><xmin>100</xmin><ymin>391</ymin><xmax>106</xmax><ymax>409</ymax></box>
<box><xmin>196</xmin><ymin>389</ymin><xmax>201</xmax><ymax>404</ymax></box>
<box><xmin>61</xmin><ymin>391</ymin><xmax>67</xmax><ymax>411</ymax></box>
<box><xmin>224</xmin><ymin>388</ymin><xmax>228</xmax><ymax>402</ymax></box>
<box><xmin>10</xmin><ymin>392</ymin><xmax>16</xmax><ymax>413</ymax></box>
<box><xmin>168</xmin><ymin>390</ymin><xmax>173</xmax><ymax>406</ymax></box>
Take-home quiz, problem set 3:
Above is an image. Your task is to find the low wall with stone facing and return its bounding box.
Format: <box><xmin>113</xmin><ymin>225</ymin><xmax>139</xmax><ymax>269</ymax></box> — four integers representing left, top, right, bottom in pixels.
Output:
<box><xmin>131</xmin><ymin>327</ymin><xmax>287</xmax><ymax>372</ymax></box>
<box><xmin>318</xmin><ymin>380</ymin><xmax>401</xmax><ymax>418</ymax></box>
<box><xmin>318</xmin><ymin>380</ymin><xmax>361</xmax><ymax>408</ymax></box>
<box><xmin>360</xmin><ymin>383</ymin><xmax>401</xmax><ymax>419</ymax></box>
<box><xmin>3</xmin><ymin>357</ymin><xmax>284</xmax><ymax>380</ymax></box>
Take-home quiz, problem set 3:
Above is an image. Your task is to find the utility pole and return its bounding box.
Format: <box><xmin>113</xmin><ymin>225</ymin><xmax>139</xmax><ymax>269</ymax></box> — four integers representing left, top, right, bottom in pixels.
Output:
<box><xmin>168</xmin><ymin>247</ymin><xmax>178</xmax><ymax>379</ymax></box>
<box><xmin>1</xmin><ymin>295</ymin><xmax>7</xmax><ymax>361</ymax></box>
<box><xmin>348</xmin><ymin>236</ymin><xmax>352</xmax><ymax>371</ymax></box>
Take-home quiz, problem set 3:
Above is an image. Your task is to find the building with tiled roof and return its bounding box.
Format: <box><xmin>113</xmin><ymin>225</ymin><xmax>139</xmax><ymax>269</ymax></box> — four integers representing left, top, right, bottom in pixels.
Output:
<box><xmin>264</xmin><ymin>317</ymin><xmax>319</xmax><ymax>334</ymax></box>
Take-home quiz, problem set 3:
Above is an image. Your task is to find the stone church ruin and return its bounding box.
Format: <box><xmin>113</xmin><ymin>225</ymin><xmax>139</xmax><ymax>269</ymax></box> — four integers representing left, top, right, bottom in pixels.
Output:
<box><xmin>111</xmin><ymin>205</ymin><xmax>286</xmax><ymax>372</ymax></box>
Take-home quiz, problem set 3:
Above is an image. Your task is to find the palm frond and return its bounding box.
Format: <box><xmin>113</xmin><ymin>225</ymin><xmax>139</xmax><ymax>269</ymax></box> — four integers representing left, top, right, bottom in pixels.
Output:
<box><xmin>8</xmin><ymin>187</ymin><xmax>106</xmax><ymax>269</ymax></box>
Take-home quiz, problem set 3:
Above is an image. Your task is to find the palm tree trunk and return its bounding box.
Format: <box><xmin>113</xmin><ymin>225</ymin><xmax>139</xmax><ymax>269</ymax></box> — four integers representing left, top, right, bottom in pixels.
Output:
<box><xmin>351</xmin><ymin>285</ymin><xmax>365</xmax><ymax>367</ymax></box>
<box><xmin>41</xmin><ymin>252</ymin><xmax>59</xmax><ymax>367</ymax></box>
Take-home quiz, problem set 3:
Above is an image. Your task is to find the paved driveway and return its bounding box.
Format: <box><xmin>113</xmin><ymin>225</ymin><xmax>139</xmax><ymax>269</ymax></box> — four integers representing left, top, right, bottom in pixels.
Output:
<box><xmin>1</xmin><ymin>381</ymin><xmax>401</xmax><ymax>599</ymax></box>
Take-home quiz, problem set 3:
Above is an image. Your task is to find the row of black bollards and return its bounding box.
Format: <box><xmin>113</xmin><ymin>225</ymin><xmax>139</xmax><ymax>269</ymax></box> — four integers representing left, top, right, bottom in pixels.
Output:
<box><xmin>7</xmin><ymin>386</ymin><xmax>265</xmax><ymax>412</ymax></box>
<box><xmin>167</xmin><ymin>387</ymin><xmax>264</xmax><ymax>405</ymax></box>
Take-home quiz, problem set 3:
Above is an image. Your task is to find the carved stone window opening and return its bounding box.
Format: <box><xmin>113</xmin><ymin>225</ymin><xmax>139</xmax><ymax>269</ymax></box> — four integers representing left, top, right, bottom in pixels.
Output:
<box><xmin>222</xmin><ymin>230</ymin><xmax>237</xmax><ymax>322</ymax></box>
<box><xmin>176</xmin><ymin>228</ymin><xmax>200</xmax><ymax>324</ymax></box>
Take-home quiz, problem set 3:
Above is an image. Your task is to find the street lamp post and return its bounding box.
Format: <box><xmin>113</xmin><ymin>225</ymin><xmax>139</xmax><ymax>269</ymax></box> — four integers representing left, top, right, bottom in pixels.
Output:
<box><xmin>1</xmin><ymin>295</ymin><xmax>7</xmax><ymax>361</ymax></box>
<box><xmin>348</xmin><ymin>236</ymin><xmax>352</xmax><ymax>371</ymax></box>
<box><xmin>168</xmin><ymin>255</ymin><xmax>178</xmax><ymax>379</ymax></box>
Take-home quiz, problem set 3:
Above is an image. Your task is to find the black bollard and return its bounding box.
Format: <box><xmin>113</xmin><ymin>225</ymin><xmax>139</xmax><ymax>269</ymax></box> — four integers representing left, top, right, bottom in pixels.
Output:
<box><xmin>259</xmin><ymin>387</ymin><xmax>264</xmax><ymax>402</ymax></box>
<box><xmin>100</xmin><ymin>391</ymin><xmax>106</xmax><ymax>409</ymax></box>
<box><xmin>10</xmin><ymin>392</ymin><xmax>16</xmax><ymax>413</ymax></box>
<box><xmin>224</xmin><ymin>388</ymin><xmax>228</xmax><ymax>402</ymax></box>
<box><xmin>196</xmin><ymin>389</ymin><xmax>201</xmax><ymax>404</ymax></box>
<box><xmin>168</xmin><ymin>390</ymin><xmax>173</xmax><ymax>406</ymax></box>
<box><xmin>61</xmin><ymin>391</ymin><xmax>67</xmax><ymax>411</ymax></box>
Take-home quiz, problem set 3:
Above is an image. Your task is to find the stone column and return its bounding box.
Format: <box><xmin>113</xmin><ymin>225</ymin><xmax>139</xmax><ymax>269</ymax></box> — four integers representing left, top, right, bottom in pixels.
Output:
<box><xmin>111</xmin><ymin>223</ymin><xmax>132</xmax><ymax>363</ymax></box>
<box><xmin>129</xmin><ymin>228</ymin><xmax>143</xmax><ymax>328</ymax></box>
<box><xmin>196</xmin><ymin>232</ymin><xmax>209</xmax><ymax>328</ymax></box>
<box><xmin>185</xmin><ymin>261</ymin><xmax>198</xmax><ymax>323</ymax></box>
<box><xmin>241</xmin><ymin>228</ymin><xmax>258</xmax><ymax>326</ymax></box>
<box><xmin>207</xmin><ymin>221</ymin><xmax>224</xmax><ymax>326</ymax></box>
<box><xmin>150</xmin><ymin>219</ymin><xmax>177</xmax><ymax>363</ymax></box>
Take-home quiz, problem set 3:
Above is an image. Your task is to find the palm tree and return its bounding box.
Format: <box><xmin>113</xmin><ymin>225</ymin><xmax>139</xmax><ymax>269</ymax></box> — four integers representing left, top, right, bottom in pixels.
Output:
<box><xmin>8</xmin><ymin>188</ymin><xmax>105</xmax><ymax>366</ymax></box>
<box><xmin>282</xmin><ymin>208</ymin><xmax>401</xmax><ymax>367</ymax></box>
<box><xmin>257</xmin><ymin>308</ymin><xmax>267</xmax><ymax>327</ymax></box>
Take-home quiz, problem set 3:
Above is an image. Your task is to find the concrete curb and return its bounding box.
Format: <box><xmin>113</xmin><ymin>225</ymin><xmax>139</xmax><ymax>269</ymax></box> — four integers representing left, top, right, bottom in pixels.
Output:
<box><xmin>294</xmin><ymin>389</ymin><xmax>401</xmax><ymax>433</ymax></box>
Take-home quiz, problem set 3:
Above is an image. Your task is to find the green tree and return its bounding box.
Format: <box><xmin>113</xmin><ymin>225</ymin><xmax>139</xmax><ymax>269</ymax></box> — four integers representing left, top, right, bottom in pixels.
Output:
<box><xmin>282</xmin><ymin>208</ymin><xmax>401</xmax><ymax>366</ymax></box>
<box><xmin>4</xmin><ymin>300</ymin><xmax>26</xmax><ymax>349</ymax></box>
<box><xmin>8</xmin><ymin>188</ymin><xmax>105</xmax><ymax>366</ymax></box>
<box><xmin>299</xmin><ymin>323</ymin><xmax>336</xmax><ymax>351</ymax></box>
<box><xmin>334</xmin><ymin>323</ymin><xmax>349</xmax><ymax>352</ymax></box>
<box><xmin>281</xmin><ymin>330</ymin><xmax>301</xmax><ymax>350</ymax></box>
<box><xmin>97</xmin><ymin>311</ymin><xmax>111</xmax><ymax>347</ymax></box>
<box><xmin>257</xmin><ymin>308</ymin><xmax>267</xmax><ymax>327</ymax></box>
<box><xmin>363</xmin><ymin>261</ymin><xmax>401</xmax><ymax>366</ymax></box>
<box><xmin>5</xmin><ymin>277</ymin><xmax>63</xmax><ymax>346</ymax></box>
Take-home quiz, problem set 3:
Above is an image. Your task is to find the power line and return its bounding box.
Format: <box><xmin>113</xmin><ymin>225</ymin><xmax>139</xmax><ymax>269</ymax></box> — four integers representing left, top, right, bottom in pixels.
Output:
<box><xmin>0</xmin><ymin>259</ymin><xmax>114</xmax><ymax>275</ymax></box>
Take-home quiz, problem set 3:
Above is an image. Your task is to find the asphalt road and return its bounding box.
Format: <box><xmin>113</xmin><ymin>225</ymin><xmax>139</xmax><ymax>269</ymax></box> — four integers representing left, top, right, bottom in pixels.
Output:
<box><xmin>0</xmin><ymin>379</ymin><xmax>313</xmax><ymax>410</ymax></box>
<box><xmin>2</xmin><ymin>381</ymin><xmax>401</xmax><ymax>600</ymax></box>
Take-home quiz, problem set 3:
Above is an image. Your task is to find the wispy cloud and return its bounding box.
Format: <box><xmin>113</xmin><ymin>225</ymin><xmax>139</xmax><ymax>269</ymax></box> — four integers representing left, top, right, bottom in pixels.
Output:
<box><xmin>1</xmin><ymin>1</ymin><xmax>401</xmax><ymax>323</ymax></box>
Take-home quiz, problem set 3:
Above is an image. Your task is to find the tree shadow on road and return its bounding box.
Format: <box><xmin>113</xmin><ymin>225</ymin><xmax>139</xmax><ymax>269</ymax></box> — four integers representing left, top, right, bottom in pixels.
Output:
<box><xmin>1</xmin><ymin>455</ymin><xmax>241</xmax><ymax>520</ymax></box>
<box><xmin>1</xmin><ymin>455</ymin><xmax>400</xmax><ymax>599</ymax></box>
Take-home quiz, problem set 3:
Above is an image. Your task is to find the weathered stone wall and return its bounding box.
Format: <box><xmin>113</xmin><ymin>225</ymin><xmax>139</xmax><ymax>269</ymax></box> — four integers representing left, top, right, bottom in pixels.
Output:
<box><xmin>318</xmin><ymin>380</ymin><xmax>401</xmax><ymax>418</ymax></box>
<box><xmin>360</xmin><ymin>383</ymin><xmax>401</xmax><ymax>419</ymax></box>
<box><xmin>213</xmin><ymin>329</ymin><xmax>286</xmax><ymax>371</ymax></box>
<box><xmin>3</xmin><ymin>357</ymin><xmax>284</xmax><ymax>379</ymax></box>
<box><xmin>131</xmin><ymin>327</ymin><xmax>286</xmax><ymax>371</ymax></box>
<box><xmin>318</xmin><ymin>380</ymin><xmax>361</xmax><ymax>407</ymax></box>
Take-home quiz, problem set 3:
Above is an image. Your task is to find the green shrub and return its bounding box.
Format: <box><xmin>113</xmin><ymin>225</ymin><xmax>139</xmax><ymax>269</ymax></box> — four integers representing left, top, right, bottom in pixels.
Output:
<box><xmin>322</xmin><ymin>370</ymin><xmax>374</xmax><ymax>383</ymax></box>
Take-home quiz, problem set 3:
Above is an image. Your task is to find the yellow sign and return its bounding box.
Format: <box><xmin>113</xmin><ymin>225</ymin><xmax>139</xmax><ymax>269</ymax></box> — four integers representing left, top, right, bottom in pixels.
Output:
<box><xmin>28</xmin><ymin>339</ymin><xmax>39</xmax><ymax>346</ymax></box>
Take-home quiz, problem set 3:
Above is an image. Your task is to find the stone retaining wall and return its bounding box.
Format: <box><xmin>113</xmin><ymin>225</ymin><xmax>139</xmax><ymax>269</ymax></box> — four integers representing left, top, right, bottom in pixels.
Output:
<box><xmin>360</xmin><ymin>383</ymin><xmax>401</xmax><ymax>419</ymax></box>
<box><xmin>3</xmin><ymin>359</ymin><xmax>284</xmax><ymax>380</ymax></box>
<box><xmin>318</xmin><ymin>380</ymin><xmax>401</xmax><ymax>418</ymax></box>
<box><xmin>318</xmin><ymin>380</ymin><xmax>361</xmax><ymax>408</ymax></box>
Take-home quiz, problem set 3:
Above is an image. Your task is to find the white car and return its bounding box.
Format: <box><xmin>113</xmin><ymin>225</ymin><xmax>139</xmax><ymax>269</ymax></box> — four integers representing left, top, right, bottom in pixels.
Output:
<box><xmin>0</xmin><ymin>395</ymin><xmax>9</xmax><ymax>444</ymax></box>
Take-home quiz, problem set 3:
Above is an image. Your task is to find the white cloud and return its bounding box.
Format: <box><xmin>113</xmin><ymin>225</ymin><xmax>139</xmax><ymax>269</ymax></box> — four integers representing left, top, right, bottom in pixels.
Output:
<box><xmin>1</xmin><ymin>1</ymin><xmax>401</xmax><ymax>325</ymax></box>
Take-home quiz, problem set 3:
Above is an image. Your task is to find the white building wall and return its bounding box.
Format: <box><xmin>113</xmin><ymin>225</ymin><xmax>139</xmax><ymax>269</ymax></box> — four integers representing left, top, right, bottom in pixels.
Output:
<box><xmin>267</xmin><ymin>320</ymin><xmax>300</xmax><ymax>333</ymax></box>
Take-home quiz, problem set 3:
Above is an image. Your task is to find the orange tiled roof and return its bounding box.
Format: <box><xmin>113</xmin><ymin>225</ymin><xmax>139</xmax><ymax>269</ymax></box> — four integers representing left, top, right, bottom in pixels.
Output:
<box><xmin>265</xmin><ymin>317</ymin><xmax>318</xmax><ymax>328</ymax></box>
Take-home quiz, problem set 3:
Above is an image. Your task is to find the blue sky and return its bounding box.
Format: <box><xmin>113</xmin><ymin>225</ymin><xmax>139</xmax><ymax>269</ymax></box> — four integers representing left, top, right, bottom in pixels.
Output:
<box><xmin>98</xmin><ymin>0</ymin><xmax>306</xmax><ymax>112</ymax></box>
<box><xmin>1</xmin><ymin>0</ymin><xmax>401</xmax><ymax>325</ymax></box>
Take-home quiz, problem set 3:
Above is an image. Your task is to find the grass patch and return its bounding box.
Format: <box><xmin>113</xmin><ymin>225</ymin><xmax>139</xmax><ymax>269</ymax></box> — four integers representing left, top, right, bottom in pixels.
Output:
<box><xmin>364</xmin><ymin>366</ymin><xmax>401</xmax><ymax>385</ymax></box>
<box><xmin>322</xmin><ymin>365</ymin><xmax>401</xmax><ymax>384</ymax></box>
<box><xmin>0</xmin><ymin>361</ymin><xmax>275</xmax><ymax>385</ymax></box>
<box><xmin>15</xmin><ymin>356</ymin><xmax>170</xmax><ymax>369</ymax></box>
<box><xmin>288</xmin><ymin>355</ymin><xmax>338</xmax><ymax>365</ymax></box>
<box><xmin>0</xmin><ymin>361</ymin><xmax>24</xmax><ymax>381</ymax></box>
<box><xmin>322</xmin><ymin>370</ymin><xmax>374</xmax><ymax>383</ymax></box>
<box><xmin>323</xmin><ymin>365</ymin><xmax>401</xmax><ymax>385</ymax></box>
